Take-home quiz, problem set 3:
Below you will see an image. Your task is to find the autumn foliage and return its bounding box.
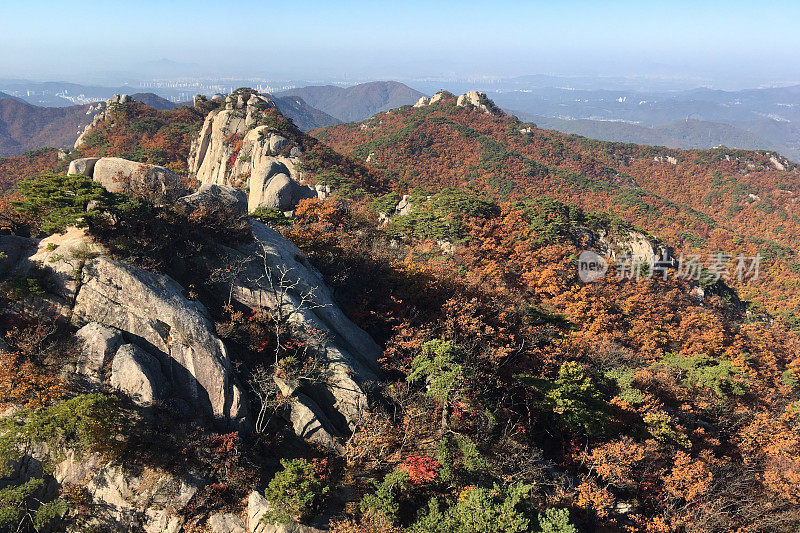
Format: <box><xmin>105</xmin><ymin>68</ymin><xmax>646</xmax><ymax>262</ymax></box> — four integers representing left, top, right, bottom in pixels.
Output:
<box><xmin>283</xmin><ymin>182</ymin><xmax>800</xmax><ymax>530</ymax></box>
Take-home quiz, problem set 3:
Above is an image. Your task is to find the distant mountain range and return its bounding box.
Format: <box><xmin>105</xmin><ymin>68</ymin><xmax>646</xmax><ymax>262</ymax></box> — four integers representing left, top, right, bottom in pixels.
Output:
<box><xmin>0</xmin><ymin>91</ymin><xmax>342</xmax><ymax>156</ymax></box>
<box><xmin>271</xmin><ymin>95</ymin><xmax>340</xmax><ymax>130</ymax></box>
<box><xmin>277</xmin><ymin>81</ymin><xmax>425</xmax><ymax>122</ymax></box>
<box><xmin>492</xmin><ymin>85</ymin><xmax>800</xmax><ymax>161</ymax></box>
<box><xmin>125</xmin><ymin>92</ymin><xmax>340</xmax><ymax>131</ymax></box>
<box><xmin>0</xmin><ymin>91</ymin><xmax>23</xmax><ymax>103</ymax></box>
<box><xmin>514</xmin><ymin>113</ymin><xmax>799</xmax><ymax>160</ymax></box>
<box><xmin>0</xmin><ymin>97</ymin><xmax>95</xmax><ymax>156</ymax></box>
<box><xmin>6</xmin><ymin>76</ymin><xmax>800</xmax><ymax>161</ymax></box>
<box><xmin>129</xmin><ymin>92</ymin><xmax>178</xmax><ymax>110</ymax></box>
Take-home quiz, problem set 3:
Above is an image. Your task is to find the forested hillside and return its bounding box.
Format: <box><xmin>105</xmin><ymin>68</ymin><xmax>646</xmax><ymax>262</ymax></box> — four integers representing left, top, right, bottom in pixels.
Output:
<box><xmin>0</xmin><ymin>97</ymin><xmax>98</xmax><ymax>156</ymax></box>
<box><xmin>316</xmin><ymin>91</ymin><xmax>800</xmax><ymax>322</ymax></box>
<box><xmin>0</xmin><ymin>91</ymin><xmax>799</xmax><ymax>532</ymax></box>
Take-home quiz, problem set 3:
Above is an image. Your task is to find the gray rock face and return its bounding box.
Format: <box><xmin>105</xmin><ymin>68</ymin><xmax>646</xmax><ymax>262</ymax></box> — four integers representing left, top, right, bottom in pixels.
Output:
<box><xmin>110</xmin><ymin>344</ymin><xmax>169</xmax><ymax>406</ymax></box>
<box><xmin>594</xmin><ymin>229</ymin><xmax>671</xmax><ymax>264</ymax></box>
<box><xmin>208</xmin><ymin>513</ymin><xmax>247</xmax><ymax>533</ymax></box>
<box><xmin>5</xmin><ymin>214</ymin><xmax>380</xmax><ymax>446</ymax></box>
<box><xmin>187</xmin><ymin>92</ymin><xmax>313</xmax><ymax>213</ymax></box>
<box><xmin>178</xmin><ymin>183</ymin><xmax>248</xmax><ymax>217</ymax></box>
<box><xmin>273</xmin><ymin>377</ymin><xmax>340</xmax><ymax>449</ymax></box>
<box><xmin>29</xmin><ymin>227</ymin><xmax>104</xmax><ymax>303</ymax></box>
<box><xmin>456</xmin><ymin>90</ymin><xmax>503</xmax><ymax>115</ymax></box>
<box><xmin>74</xmin><ymin>322</ymin><xmax>124</xmax><ymax>388</ymax></box>
<box><xmin>414</xmin><ymin>90</ymin><xmax>502</xmax><ymax>116</ymax></box>
<box><xmin>71</xmin><ymin>256</ymin><xmax>247</xmax><ymax>428</ymax></box>
<box><xmin>81</xmin><ymin>463</ymin><xmax>201</xmax><ymax>532</ymax></box>
<box><xmin>67</xmin><ymin>157</ymin><xmax>100</xmax><ymax>177</ymax></box>
<box><xmin>268</xmin><ymin>135</ymin><xmax>289</xmax><ymax>154</ymax></box>
<box><xmin>247</xmin><ymin>491</ymin><xmax>324</xmax><ymax>533</ymax></box>
<box><xmin>213</xmin><ymin>220</ymin><xmax>380</xmax><ymax>444</ymax></box>
<box><xmin>284</xmin><ymin>392</ymin><xmax>340</xmax><ymax>448</ymax></box>
<box><xmin>395</xmin><ymin>194</ymin><xmax>412</xmax><ymax>216</ymax></box>
<box><xmin>92</xmin><ymin>157</ymin><xmax>186</xmax><ymax>202</ymax></box>
<box><xmin>250</xmin><ymin>173</ymin><xmax>316</xmax><ymax>213</ymax></box>
<box><xmin>74</xmin><ymin>103</ymin><xmax>108</xmax><ymax>149</ymax></box>
<box><xmin>0</xmin><ymin>235</ymin><xmax>36</xmax><ymax>278</ymax></box>
<box><xmin>54</xmin><ymin>449</ymin><xmax>101</xmax><ymax>486</ymax></box>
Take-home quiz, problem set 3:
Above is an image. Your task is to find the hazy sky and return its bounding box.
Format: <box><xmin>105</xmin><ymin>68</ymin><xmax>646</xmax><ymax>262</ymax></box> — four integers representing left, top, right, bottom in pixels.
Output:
<box><xmin>3</xmin><ymin>0</ymin><xmax>800</xmax><ymax>87</ymax></box>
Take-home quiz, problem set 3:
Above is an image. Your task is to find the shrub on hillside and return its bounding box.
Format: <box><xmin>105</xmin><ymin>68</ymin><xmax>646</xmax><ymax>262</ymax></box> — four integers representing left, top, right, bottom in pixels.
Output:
<box><xmin>410</xmin><ymin>483</ymin><xmax>534</xmax><ymax>533</ymax></box>
<box><xmin>9</xmin><ymin>173</ymin><xmax>130</xmax><ymax>236</ymax></box>
<box><xmin>522</xmin><ymin>361</ymin><xmax>610</xmax><ymax>436</ymax></box>
<box><xmin>0</xmin><ymin>393</ymin><xmax>118</xmax><ymax>532</ymax></box>
<box><xmin>262</xmin><ymin>458</ymin><xmax>330</xmax><ymax>525</ymax></box>
<box><xmin>388</xmin><ymin>188</ymin><xmax>497</xmax><ymax>241</ymax></box>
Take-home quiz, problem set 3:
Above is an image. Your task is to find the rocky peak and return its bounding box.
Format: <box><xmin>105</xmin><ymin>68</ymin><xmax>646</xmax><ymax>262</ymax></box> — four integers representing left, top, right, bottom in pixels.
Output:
<box><xmin>413</xmin><ymin>90</ymin><xmax>504</xmax><ymax>116</ymax></box>
<box><xmin>73</xmin><ymin>94</ymin><xmax>135</xmax><ymax>149</ymax></box>
<box><xmin>188</xmin><ymin>89</ymin><xmax>318</xmax><ymax>213</ymax></box>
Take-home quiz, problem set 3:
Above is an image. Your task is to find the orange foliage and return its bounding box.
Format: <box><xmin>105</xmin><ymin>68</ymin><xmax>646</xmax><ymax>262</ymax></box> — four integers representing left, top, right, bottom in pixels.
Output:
<box><xmin>662</xmin><ymin>451</ymin><xmax>714</xmax><ymax>502</ymax></box>
<box><xmin>318</xmin><ymin>103</ymin><xmax>800</xmax><ymax>317</ymax></box>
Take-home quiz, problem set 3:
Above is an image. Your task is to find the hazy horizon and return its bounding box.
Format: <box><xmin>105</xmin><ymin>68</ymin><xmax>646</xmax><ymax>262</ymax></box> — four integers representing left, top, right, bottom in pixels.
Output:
<box><xmin>3</xmin><ymin>0</ymin><xmax>800</xmax><ymax>91</ymax></box>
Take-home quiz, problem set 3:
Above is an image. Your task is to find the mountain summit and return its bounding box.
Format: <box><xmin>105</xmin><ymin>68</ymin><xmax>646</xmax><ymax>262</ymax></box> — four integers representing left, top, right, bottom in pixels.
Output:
<box><xmin>413</xmin><ymin>90</ymin><xmax>505</xmax><ymax>116</ymax></box>
<box><xmin>277</xmin><ymin>81</ymin><xmax>425</xmax><ymax>122</ymax></box>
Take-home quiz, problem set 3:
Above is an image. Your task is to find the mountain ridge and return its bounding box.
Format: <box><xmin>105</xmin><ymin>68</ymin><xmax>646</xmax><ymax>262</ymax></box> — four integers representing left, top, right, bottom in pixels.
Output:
<box><xmin>0</xmin><ymin>96</ymin><xmax>99</xmax><ymax>156</ymax></box>
<box><xmin>1</xmin><ymin>87</ymin><xmax>800</xmax><ymax>532</ymax></box>
<box><xmin>277</xmin><ymin>81</ymin><xmax>426</xmax><ymax>122</ymax></box>
<box><xmin>316</xmin><ymin>91</ymin><xmax>800</xmax><ymax>316</ymax></box>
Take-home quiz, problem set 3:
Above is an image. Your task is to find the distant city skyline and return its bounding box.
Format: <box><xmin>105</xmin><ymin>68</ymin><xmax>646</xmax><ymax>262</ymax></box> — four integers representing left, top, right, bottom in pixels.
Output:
<box><xmin>2</xmin><ymin>0</ymin><xmax>800</xmax><ymax>90</ymax></box>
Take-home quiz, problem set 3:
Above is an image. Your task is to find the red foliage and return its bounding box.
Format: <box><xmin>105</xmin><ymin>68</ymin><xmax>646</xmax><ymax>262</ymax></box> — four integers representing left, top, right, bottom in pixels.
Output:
<box><xmin>208</xmin><ymin>432</ymin><xmax>239</xmax><ymax>456</ymax></box>
<box><xmin>311</xmin><ymin>457</ymin><xmax>330</xmax><ymax>480</ymax></box>
<box><xmin>400</xmin><ymin>455</ymin><xmax>440</xmax><ymax>485</ymax></box>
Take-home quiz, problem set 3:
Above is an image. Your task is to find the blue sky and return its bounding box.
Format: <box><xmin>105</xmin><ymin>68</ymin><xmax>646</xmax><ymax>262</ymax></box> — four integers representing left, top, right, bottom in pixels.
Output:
<box><xmin>2</xmin><ymin>0</ymin><xmax>799</xmax><ymax>86</ymax></box>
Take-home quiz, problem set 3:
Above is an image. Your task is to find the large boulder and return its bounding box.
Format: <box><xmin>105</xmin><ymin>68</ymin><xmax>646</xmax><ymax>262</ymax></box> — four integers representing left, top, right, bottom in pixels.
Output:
<box><xmin>249</xmin><ymin>173</ymin><xmax>316</xmax><ymax>213</ymax></box>
<box><xmin>74</xmin><ymin>322</ymin><xmax>124</xmax><ymax>389</ymax></box>
<box><xmin>110</xmin><ymin>344</ymin><xmax>169</xmax><ymax>406</ymax></box>
<box><xmin>212</xmin><ymin>220</ymin><xmax>380</xmax><ymax>444</ymax></box>
<box><xmin>92</xmin><ymin>157</ymin><xmax>186</xmax><ymax>202</ymax></box>
<box><xmin>71</xmin><ymin>256</ymin><xmax>247</xmax><ymax>428</ymax></box>
<box><xmin>67</xmin><ymin>157</ymin><xmax>100</xmax><ymax>177</ymax></box>
<box><xmin>178</xmin><ymin>183</ymin><xmax>248</xmax><ymax>217</ymax></box>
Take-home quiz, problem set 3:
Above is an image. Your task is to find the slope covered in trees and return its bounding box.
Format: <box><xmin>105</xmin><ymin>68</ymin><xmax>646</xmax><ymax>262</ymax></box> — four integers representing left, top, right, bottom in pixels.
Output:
<box><xmin>0</xmin><ymin>97</ymin><xmax>96</xmax><ymax>156</ymax></box>
<box><xmin>1</xmin><ymin>92</ymin><xmax>800</xmax><ymax>532</ymax></box>
<box><xmin>316</xmin><ymin>93</ymin><xmax>800</xmax><ymax>321</ymax></box>
<box><xmin>0</xmin><ymin>148</ymin><xmax>60</xmax><ymax>191</ymax></box>
<box><xmin>283</xmin><ymin>192</ymin><xmax>800</xmax><ymax>532</ymax></box>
